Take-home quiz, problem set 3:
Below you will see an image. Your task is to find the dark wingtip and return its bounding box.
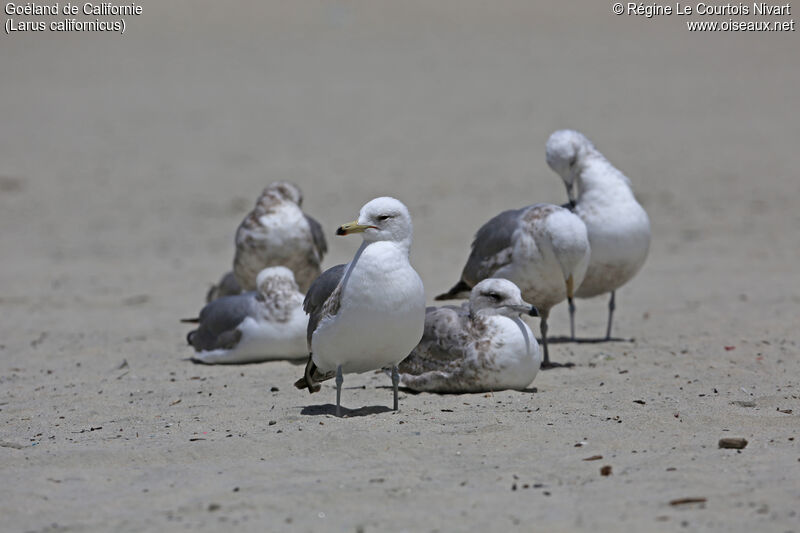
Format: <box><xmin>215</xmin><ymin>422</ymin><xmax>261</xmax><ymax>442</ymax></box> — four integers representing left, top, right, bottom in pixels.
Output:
<box><xmin>297</xmin><ymin>355</ymin><xmax>322</xmax><ymax>393</ymax></box>
<box><xmin>434</xmin><ymin>280</ymin><xmax>472</xmax><ymax>301</ymax></box>
<box><xmin>293</xmin><ymin>376</ymin><xmax>321</xmax><ymax>394</ymax></box>
<box><xmin>180</xmin><ymin>317</ymin><xmax>200</xmax><ymax>323</ymax></box>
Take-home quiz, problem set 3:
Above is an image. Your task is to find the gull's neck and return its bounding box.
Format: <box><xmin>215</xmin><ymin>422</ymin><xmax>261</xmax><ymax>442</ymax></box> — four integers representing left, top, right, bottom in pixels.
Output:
<box><xmin>340</xmin><ymin>238</ymin><xmax>411</xmax><ymax>295</ymax></box>
<box><xmin>576</xmin><ymin>150</ymin><xmax>636</xmax><ymax>202</ymax></box>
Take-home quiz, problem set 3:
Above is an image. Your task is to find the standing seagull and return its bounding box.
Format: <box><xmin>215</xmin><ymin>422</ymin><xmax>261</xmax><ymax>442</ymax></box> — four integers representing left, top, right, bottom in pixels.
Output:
<box><xmin>546</xmin><ymin>130</ymin><xmax>651</xmax><ymax>340</ymax></box>
<box><xmin>400</xmin><ymin>279</ymin><xmax>541</xmax><ymax>393</ymax></box>
<box><xmin>183</xmin><ymin>266</ymin><xmax>308</xmax><ymax>364</ymax></box>
<box><xmin>294</xmin><ymin>197</ymin><xmax>426</xmax><ymax>416</ymax></box>
<box><xmin>233</xmin><ymin>181</ymin><xmax>327</xmax><ymax>294</ymax></box>
<box><xmin>436</xmin><ymin>203</ymin><xmax>590</xmax><ymax>368</ymax></box>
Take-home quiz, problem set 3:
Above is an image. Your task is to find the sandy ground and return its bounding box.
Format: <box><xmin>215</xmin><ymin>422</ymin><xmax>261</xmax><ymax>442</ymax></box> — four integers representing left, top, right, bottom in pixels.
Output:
<box><xmin>2</xmin><ymin>1</ymin><xmax>799</xmax><ymax>531</ymax></box>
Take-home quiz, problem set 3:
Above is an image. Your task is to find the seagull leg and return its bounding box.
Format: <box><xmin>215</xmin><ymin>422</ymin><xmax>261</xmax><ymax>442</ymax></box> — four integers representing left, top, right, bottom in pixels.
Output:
<box><xmin>566</xmin><ymin>274</ymin><xmax>576</xmax><ymax>341</ymax></box>
<box><xmin>540</xmin><ymin>313</ymin><xmax>550</xmax><ymax>367</ymax></box>
<box><xmin>391</xmin><ymin>365</ymin><xmax>400</xmax><ymax>411</ymax></box>
<box><xmin>335</xmin><ymin>364</ymin><xmax>343</xmax><ymax>417</ymax></box>
<box><xmin>540</xmin><ymin>310</ymin><xmax>574</xmax><ymax>369</ymax></box>
<box><xmin>568</xmin><ymin>297</ymin><xmax>576</xmax><ymax>341</ymax></box>
<box><xmin>605</xmin><ymin>291</ymin><xmax>616</xmax><ymax>341</ymax></box>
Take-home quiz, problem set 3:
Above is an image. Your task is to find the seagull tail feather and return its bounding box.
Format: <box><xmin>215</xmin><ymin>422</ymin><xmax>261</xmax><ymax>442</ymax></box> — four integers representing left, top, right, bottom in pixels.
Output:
<box><xmin>295</xmin><ymin>355</ymin><xmax>322</xmax><ymax>393</ymax></box>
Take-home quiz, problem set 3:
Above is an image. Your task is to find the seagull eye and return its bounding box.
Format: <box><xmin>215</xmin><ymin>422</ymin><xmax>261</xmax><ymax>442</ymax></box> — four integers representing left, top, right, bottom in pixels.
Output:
<box><xmin>377</xmin><ymin>214</ymin><xmax>392</xmax><ymax>221</ymax></box>
<box><xmin>484</xmin><ymin>292</ymin><xmax>502</xmax><ymax>301</ymax></box>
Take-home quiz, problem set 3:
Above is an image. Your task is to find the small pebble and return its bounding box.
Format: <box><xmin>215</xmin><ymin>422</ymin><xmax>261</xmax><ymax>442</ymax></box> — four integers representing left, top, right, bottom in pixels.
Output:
<box><xmin>719</xmin><ymin>438</ymin><xmax>748</xmax><ymax>449</ymax></box>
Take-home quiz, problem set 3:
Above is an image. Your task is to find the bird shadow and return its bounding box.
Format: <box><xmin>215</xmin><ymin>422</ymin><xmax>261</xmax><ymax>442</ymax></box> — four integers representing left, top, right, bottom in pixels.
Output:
<box><xmin>300</xmin><ymin>404</ymin><xmax>394</xmax><ymax>417</ymax></box>
<box><xmin>547</xmin><ymin>336</ymin><xmax>635</xmax><ymax>344</ymax></box>
<box><xmin>185</xmin><ymin>357</ymin><xmax>306</xmax><ymax>366</ymax></box>
<box><xmin>377</xmin><ymin>386</ymin><xmax>539</xmax><ymax>395</ymax></box>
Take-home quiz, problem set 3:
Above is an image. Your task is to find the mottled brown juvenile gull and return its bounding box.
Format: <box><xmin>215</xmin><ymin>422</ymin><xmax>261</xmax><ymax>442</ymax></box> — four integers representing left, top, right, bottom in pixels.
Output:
<box><xmin>183</xmin><ymin>267</ymin><xmax>307</xmax><ymax>364</ymax></box>
<box><xmin>436</xmin><ymin>203</ymin><xmax>589</xmax><ymax>368</ymax></box>
<box><xmin>294</xmin><ymin>197</ymin><xmax>426</xmax><ymax>416</ymax></box>
<box><xmin>546</xmin><ymin>130</ymin><xmax>651</xmax><ymax>340</ymax></box>
<box><xmin>233</xmin><ymin>181</ymin><xmax>327</xmax><ymax>294</ymax></box>
<box><xmin>399</xmin><ymin>278</ymin><xmax>541</xmax><ymax>393</ymax></box>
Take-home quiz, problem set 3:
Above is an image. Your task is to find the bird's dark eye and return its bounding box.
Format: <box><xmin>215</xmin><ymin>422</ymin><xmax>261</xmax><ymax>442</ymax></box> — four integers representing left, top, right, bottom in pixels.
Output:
<box><xmin>377</xmin><ymin>214</ymin><xmax>391</xmax><ymax>221</ymax></box>
<box><xmin>483</xmin><ymin>292</ymin><xmax>502</xmax><ymax>301</ymax></box>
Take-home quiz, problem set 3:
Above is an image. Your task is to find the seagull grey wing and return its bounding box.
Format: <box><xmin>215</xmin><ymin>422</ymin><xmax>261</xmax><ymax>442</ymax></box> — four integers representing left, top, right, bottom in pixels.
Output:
<box><xmin>304</xmin><ymin>213</ymin><xmax>328</xmax><ymax>260</ymax></box>
<box><xmin>461</xmin><ymin>208</ymin><xmax>524</xmax><ymax>285</ymax></box>
<box><xmin>303</xmin><ymin>263</ymin><xmax>347</xmax><ymax>347</ymax></box>
<box><xmin>399</xmin><ymin>305</ymin><xmax>471</xmax><ymax>375</ymax></box>
<box><xmin>206</xmin><ymin>271</ymin><xmax>242</xmax><ymax>303</ymax></box>
<box><xmin>189</xmin><ymin>293</ymin><xmax>258</xmax><ymax>352</ymax></box>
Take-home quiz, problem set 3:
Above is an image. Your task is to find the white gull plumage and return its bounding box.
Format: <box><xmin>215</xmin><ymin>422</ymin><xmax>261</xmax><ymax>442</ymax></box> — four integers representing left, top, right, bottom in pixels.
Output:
<box><xmin>546</xmin><ymin>130</ymin><xmax>651</xmax><ymax>340</ymax></box>
<box><xmin>400</xmin><ymin>279</ymin><xmax>541</xmax><ymax>393</ymax></box>
<box><xmin>184</xmin><ymin>266</ymin><xmax>308</xmax><ymax>364</ymax></box>
<box><xmin>294</xmin><ymin>197</ymin><xmax>426</xmax><ymax>416</ymax></box>
<box><xmin>436</xmin><ymin>203</ymin><xmax>590</xmax><ymax>368</ymax></box>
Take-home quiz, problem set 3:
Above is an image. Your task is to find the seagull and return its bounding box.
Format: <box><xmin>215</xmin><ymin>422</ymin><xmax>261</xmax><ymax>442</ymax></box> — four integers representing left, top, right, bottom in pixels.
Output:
<box><xmin>293</xmin><ymin>197</ymin><xmax>426</xmax><ymax>416</ymax></box>
<box><xmin>399</xmin><ymin>279</ymin><xmax>541</xmax><ymax>393</ymax></box>
<box><xmin>546</xmin><ymin>130</ymin><xmax>651</xmax><ymax>340</ymax></box>
<box><xmin>233</xmin><ymin>181</ymin><xmax>327</xmax><ymax>294</ymax></box>
<box><xmin>183</xmin><ymin>266</ymin><xmax>308</xmax><ymax>364</ymax></box>
<box><xmin>435</xmin><ymin>203</ymin><xmax>590</xmax><ymax>368</ymax></box>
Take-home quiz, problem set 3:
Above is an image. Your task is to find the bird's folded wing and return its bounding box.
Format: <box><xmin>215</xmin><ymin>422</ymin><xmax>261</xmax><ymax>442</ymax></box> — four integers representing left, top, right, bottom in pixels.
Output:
<box><xmin>399</xmin><ymin>305</ymin><xmax>472</xmax><ymax>375</ymax></box>
<box><xmin>303</xmin><ymin>263</ymin><xmax>347</xmax><ymax>347</ymax></box>
<box><xmin>189</xmin><ymin>293</ymin><xmax>258</xmax><ymax>351</ymax></box>
<box><xmin>304</xmin><ymin>213</ymin><xmax>328</xmax><ymax>261</ymax></box>
<box><xmin>462</xmin><ymin>208</ymin><xmax>524</xmax><ymax>284</ymax></box>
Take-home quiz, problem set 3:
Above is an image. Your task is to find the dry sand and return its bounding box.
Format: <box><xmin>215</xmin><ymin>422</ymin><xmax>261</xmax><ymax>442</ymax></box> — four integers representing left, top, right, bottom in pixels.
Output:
<box><xmin>1</xmin><ymin>1</ymin><xmax>799</xmax><ymax>531</ymax></box>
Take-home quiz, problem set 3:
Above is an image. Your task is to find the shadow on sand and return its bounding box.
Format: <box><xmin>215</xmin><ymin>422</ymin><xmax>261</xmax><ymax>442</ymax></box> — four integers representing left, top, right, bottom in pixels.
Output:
<box><xmin>300</xmin><ymin>404</ymin><xmax>394</xmax><ymax>417</ymax></box>
<box><xmin>546</xmin><ymin>336</ymin><xmax>635</xmax><ymax>344</ymax></box>
<box><xmin>376</xmin><ymin>385</ymin><xmax>539</xmax><ymax>395</ymax></box>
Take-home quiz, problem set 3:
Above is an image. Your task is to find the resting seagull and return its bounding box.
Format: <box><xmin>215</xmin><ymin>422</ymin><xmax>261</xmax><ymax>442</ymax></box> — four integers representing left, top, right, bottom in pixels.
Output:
<box><xmin>436</xmin><ymin>203</ymin><xmax>589</xmax><ymax>368</ymax></box>
<box><xmin>546</xmin><ymin>130</ymin><xmax>650</xmax><ymax>340</ymax></box>
<box><xmin>399</xmin><ymin>279</ymin><xmax>541</xmax><ymax>393</ymax></box>
<box><xmin>294</xmin><ymin>197</ymin><xmax>426</xmax><ymax>416</ymax></box>
<box><xmin>233</xmin><ymin>181</ymin><xmax>327</xmax><ymax>294</ymax></box>
<box><xmin>183</xmin><ymin>267</ymin><xmax>308</xmax><ymax>364</ymax></box>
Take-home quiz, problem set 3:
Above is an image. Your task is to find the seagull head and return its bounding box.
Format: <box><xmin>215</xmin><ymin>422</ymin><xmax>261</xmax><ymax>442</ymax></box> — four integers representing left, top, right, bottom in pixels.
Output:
<box><xmin>336</xmin><ymin>197</ymin><xmax>413</xmax><ymax>246</ymax></box>
<box><xmin>469</xmin><ymin>278</ymin><xmax>539</xmax><ymax>318</ymax></box>
<box><xmin>258</xmin><ymin>181</ymin><xmax>304</xmax><ymax>209</ymax></box>
<box><xmin>545</xmin><ymin>130</ymin><xmax>594</xmax><ymax>205</ymax></box>
<box><xmin>255</xmin><ymin>266</ymin><xmax>300</xmax><ymax>296</ymax></box>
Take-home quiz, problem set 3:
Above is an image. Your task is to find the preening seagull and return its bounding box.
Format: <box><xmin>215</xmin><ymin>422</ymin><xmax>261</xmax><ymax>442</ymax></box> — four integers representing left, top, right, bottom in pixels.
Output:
<box><xmin>233</xmin><ymin>181</ymin><xmax>327</xmax><ymax>294</ymax></box>
<box><xmin>546</xmin><ymin>130</ymin><xmax>650</xmax><ymax>340</ymax></box>
<box><xmin>294</xmin><ymin>197</ymin><xmax>426</xmax><ymax>416</ymax></box>
<box><xmin>436</xmin><ymin>203</ymin><xmax>590</xmax><ymax>368</ymax></box>
<box><xmin>183</xmin><ymin>266</ymin><xmax>309</xmax><ymax>364</ymax></box>
<box><xmin>399</xmin><ymin>278</ymin><xmax>541</xmax><ymax>393</ymax></box>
